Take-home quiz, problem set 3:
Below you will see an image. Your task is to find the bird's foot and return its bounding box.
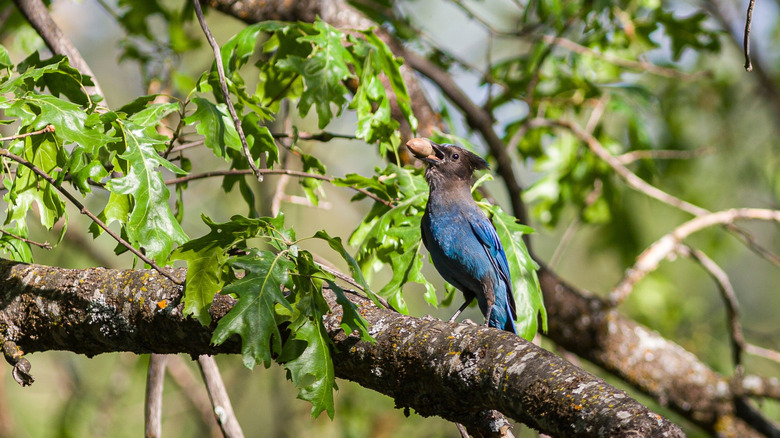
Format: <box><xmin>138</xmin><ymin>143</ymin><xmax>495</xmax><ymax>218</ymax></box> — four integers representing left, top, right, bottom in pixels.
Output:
<box><xmin>461</xmin><ymin>319</ymin><xmax>479</xmax><ymax>327</ymax></box>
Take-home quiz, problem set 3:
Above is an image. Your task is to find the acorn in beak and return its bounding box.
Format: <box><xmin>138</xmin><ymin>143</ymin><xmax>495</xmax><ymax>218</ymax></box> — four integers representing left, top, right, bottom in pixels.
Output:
<box><xmin>406</xmin><ymin>137</ymin><xmax>443</xmax><ymax>164</ymax></box>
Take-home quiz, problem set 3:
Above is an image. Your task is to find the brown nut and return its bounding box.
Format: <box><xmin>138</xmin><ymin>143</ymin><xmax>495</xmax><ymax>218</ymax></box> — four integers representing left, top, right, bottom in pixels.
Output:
<box><xmin>406</xmin><ymin>137</ymin><xmax>435</xmax><ymax>159</ymax></box>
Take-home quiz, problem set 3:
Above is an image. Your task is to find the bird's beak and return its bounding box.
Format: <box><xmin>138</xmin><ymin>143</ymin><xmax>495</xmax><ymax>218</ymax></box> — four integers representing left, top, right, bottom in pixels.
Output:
<box><xmin>406</xmin><ymin>138</ymin><xmax>443</xmax><ymax>164</ymax></box>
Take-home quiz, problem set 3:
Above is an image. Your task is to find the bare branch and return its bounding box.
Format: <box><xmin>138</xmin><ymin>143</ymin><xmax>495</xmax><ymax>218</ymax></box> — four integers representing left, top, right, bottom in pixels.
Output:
<box><xmin>537</xmin><ymin>263</ymin><xmax>776</xmax><ymax>437</ymax></box>
<box><xmin>530</xmin><ymin>117</ymin><xmax>709</xmax><ymax>216</ymax></box>
<box><xmin>531</xmin><ymin>117</ymin><xmax>780</xmax><ymax>267</ymax></box>
<box><xmin>198</xmin><ymin>355</ymin><xmax>244</xmax><ymax>438</ymax></box>
<box><xmin>609</xmin><ymin>208</ymin><xmax>780</xmax><ymax>305</ymax></box>
<box><xmin>0</xmin><ymin>260</ymin><xmax>684</xmax><ymax>437</ymax></box>
<box><xmin>144</xmin><ymin>354</ymin><xmax>167</xmax><ymax>438</ymax></box>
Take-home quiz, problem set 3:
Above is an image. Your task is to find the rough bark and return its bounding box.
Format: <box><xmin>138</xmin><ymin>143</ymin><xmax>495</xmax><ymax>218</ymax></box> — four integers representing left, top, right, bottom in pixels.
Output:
<box><xmin>539</xmin><ymin>266</ymin><xmax>773</xmax><ymax>438</ymax></box>
<box><xmin>0</xmin><ymin>259</ymin><xmax>683</xmax><ymax>437</ymax></box>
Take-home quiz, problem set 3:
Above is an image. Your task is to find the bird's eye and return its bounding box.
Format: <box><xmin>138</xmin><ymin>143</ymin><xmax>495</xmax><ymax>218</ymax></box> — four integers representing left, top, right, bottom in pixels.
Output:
<box><xmin>452</xmin><ymin>153</ymin><xmax>459</xmax><ymax>160</ymax></box>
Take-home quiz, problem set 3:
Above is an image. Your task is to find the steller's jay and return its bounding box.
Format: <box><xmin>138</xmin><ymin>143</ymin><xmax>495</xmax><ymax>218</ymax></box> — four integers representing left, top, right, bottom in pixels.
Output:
<box><xmin>406</xmin><ymin>138</ymin><xmax>517</xmax><ymax>334</ymax></box>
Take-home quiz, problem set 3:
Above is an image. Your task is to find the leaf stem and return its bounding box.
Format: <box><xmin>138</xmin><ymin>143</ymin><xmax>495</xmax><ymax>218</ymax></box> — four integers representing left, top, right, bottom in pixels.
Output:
<box><xmin>0</xmin><ymin>228</ymin><xmax>51</xmax><ymax>250</ymax></box>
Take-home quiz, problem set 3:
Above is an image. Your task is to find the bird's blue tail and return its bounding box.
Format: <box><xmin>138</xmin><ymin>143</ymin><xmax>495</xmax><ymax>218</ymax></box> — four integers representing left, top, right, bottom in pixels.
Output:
<box><xmin>488</xmin><ymin>288</ymin><xmax>517</xmax><ymax>334</ymax></box>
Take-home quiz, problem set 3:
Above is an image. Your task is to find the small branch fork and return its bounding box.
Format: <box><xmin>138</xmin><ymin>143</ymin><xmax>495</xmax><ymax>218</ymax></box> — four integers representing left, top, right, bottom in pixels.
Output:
<box><xmin>192</xmin><ymin>0</ymin><xmax>263</xmax><ymax>182</ymax></box>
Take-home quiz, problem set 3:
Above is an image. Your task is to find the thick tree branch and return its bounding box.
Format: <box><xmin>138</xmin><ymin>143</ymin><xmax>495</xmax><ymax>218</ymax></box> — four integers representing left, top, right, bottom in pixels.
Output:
<box><xmin>0</xmin><ymin>259</ymin><xmax>682</xmax><ymax>437</ymax></box>
<box><xmin>12</xmin><ymin>0</ymin><xmax>104</xmax><ymax>100</ymax></box>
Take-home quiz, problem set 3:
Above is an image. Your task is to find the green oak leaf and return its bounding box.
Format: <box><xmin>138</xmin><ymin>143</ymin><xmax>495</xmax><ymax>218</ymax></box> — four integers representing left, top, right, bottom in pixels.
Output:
<box><xmin>212</xmin><ymin>251</ymin><xmax>294</xmax><ymax>369</ymax></box>
<box><xmin>172</xmin><ymin>215</ymin><xmax>268</xmax><ymax>325</ymax></box>
<box><xmin>4</xmin><ymin>135</ymin><xmax>66</xmax><ymax>230</ymax></box>
<box><xmin>183</xmin><ymin>96</ymin><xmax>241</xmax><ymax>158</ymax></box>
<box><xmin>107</xmin><ymin>121</ymin><xmax>187</xmax><ymax>264</ymax></box>
<box><xmin>280</xmin><ymin>319</ymin><xmax>335</xmax><ymax>419</ymax></box>
<box><xmin>278</xmin><ymin>20</ymin><xmax>353</xmax><ymax>128</ymax></box>
<box><xmin>1</xmin><ymin>94</ymin><xmax>115</xmax><ymax>152</ymax></box>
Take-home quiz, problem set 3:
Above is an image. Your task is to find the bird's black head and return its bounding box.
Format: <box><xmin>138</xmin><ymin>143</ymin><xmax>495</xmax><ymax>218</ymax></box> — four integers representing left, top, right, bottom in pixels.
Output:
<box><xmin>406</xmin><ymin>138</ymin><xmax>488</xmax><ymax>185</ymax></box>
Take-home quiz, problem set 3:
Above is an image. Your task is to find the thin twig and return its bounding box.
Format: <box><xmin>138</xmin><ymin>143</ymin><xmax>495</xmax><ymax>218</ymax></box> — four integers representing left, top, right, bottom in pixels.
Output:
<box><xmin>313</xmin><ymin>254</ymin><xmax>397</xmax><ymax>312</ymax></box>
<box><xmin>449</xmin><ymin>0</ymin><xmax>700</xmax><ymax>79</ymax></box>
<box><xmin>144</xmin><ymin>354</ymin><xmax>167</xmax><ymax>438</ymax></box>
<box><xmin>743</xmin><ymin>0</ymin><xmax>756</xmax><ymax>71</ymax></box>
<box><xmin>0</xmin><ymin>229</ymin><xmax>51</xmax><ymax>250</ymax></box>
<box><xmin>707</xmin><ymin>0</ymin><xmax>780</xmax><ymax>124</ymax></box>
<box><xmin>0</xmin><ymin>147</ymin><xmax>183</xmax><ymax>285</ymax></box>
<box><xmin>165</xmin><ymin>168</ymin><xmax>394</xmax><ymax>207</ymax></box>
<box><xmin>192</xmin><ymin>0</ymin><xmax>263</xmax><ymax>181</ymax></box>
<box><xmin>0</xmin><ymin>124</ymin><xmax>56</xmax><ymax>142</ymax></box>
<box><xmin>168</xmin><ymin>139</ymin><xmax>206</xmax><ymax>154</ymax></box>
<box><xmin>539</xmin><ymin>34</ymin><xmax>706</xmax><ymax>80</ymax></box>
<box><xmin>677</xmin><ymin>244</ymin><xmax>745</xmax><ymax>368</ymax></box>
<box><xmin>197</xmin><ymin>355</ymin><xmax>244</xmax><ymax>438</ymax></box>
<box><xmin>616</xmin><ymin>147</ymin><xmax>715</xmax><ymax>164</ymax></box>
<box><xmin>745</xmin><ymin>343</ymin><xmax>780</xmax><ymax>364</ymax></box>
<box><xmin>530</xmin><ymin>117</ymin><xmax>709</xmax><ymax>216</ymax></box>
<box><xmin>609</xmin><ymin>208</ymin><xmax>780</xmax><ymax>305</ymax></box>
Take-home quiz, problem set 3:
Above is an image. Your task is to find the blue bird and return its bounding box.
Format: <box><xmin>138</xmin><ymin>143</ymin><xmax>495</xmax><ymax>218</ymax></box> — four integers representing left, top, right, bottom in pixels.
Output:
<box><xmin>406</xmin><ymin>138</ymin><xmax>517</xmax><ymax>334</ymax></box>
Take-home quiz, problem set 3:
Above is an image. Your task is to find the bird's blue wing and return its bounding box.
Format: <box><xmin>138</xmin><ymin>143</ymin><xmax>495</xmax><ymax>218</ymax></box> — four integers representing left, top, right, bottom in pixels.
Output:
<box><xmin>469</xmin><ymin>215</ymin><xmax>517</xmax><ymax>321</ymax></box>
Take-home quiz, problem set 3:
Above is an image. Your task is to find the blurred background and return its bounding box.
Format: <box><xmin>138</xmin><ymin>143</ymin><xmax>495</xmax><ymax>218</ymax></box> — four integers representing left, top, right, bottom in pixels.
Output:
<box><xmin>0</xmin><ymin>0</ymin><xmax>779</xmax><ymax>436</ymax></box>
